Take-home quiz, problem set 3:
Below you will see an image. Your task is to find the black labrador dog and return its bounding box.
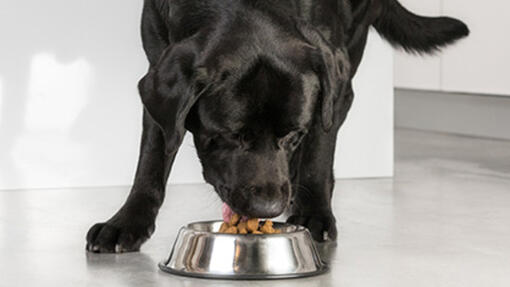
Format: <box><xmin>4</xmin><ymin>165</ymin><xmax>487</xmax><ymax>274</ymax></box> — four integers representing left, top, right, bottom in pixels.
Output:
<box><xmin>87</xmin><ymin>0</ymin><xmax>468</xmax><ymax>253</ymax></box>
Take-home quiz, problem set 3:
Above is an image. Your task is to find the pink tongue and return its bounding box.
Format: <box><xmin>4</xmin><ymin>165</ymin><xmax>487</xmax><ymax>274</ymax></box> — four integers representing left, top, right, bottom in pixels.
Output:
<box><xmin>222</xmin><ymin>202</ymin><xmax>249</xmax><ymax>223</ymax></box>
<box><xmin>222</xmin><ymin>203</ymin><xmax>234</xmax><ymax>223</ymax></box>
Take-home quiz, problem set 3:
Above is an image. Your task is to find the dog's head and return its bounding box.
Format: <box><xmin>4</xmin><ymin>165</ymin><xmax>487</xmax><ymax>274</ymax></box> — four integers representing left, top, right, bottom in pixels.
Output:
<box><xmin>140</xmin><ymin>25</ymin><xmax>349</xmax><ymax>218</ymax></box>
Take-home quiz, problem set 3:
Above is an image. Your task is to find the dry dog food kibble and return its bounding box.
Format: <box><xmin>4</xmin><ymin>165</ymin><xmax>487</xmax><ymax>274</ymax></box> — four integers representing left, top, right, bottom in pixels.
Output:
<box><xmin>246</xmin><ymin>218</ymin><xmax>260</xmax><ymax>233</ymax></box>
<box><xmin>218</xmin><ymin>214</ymin><xmax>281</xmax><ymax>235</ymax></box>
<box><xmin>230</xmin><ymin>213</ymin><xmax>241</xmax><ymax>225</ymax></box>
<box><xmin>260</xmin><ymin>220</ymin><xmax>281</xmax><ymax>234</ymax></box>
<box><xmin>237</xmin><ymin>221</ymin><xmax>248</xmax><ymax>234</ymax></box>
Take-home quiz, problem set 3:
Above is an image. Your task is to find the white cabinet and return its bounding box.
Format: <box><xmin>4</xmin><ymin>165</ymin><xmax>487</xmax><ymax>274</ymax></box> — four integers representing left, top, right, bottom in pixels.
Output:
<box><xmin>395</xmin><ymin>0</ymin><xmax>510</xmax><ymax>96</ymax></box>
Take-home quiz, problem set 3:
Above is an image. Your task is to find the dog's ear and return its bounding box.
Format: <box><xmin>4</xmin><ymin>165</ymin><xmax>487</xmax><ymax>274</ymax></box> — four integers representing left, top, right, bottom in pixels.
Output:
<box><xmin>138</xmin><ymin>66</ymin><xmax>207</xmax><ymax>155</ymax></box>
<box><xmin>297</xmin><ymin>22</ymin><xmax>350</xmax><ymax>131</ymax></box>
<box><xmin>312</xmin><ymin>50</ymin><xmax>341</xmax><ymax>131</ymax></box>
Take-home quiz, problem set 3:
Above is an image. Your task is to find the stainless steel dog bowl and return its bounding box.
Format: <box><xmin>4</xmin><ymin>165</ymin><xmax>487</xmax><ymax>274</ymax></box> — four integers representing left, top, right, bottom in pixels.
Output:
<box><xmin>159</xmin><ymin>221</ymin><xmax>328</xmax><ymax>280</ymax></box>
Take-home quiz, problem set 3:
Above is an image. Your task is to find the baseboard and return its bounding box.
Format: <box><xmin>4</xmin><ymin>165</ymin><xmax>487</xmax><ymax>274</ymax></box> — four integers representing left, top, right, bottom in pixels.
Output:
<box><xmin>395</xmin><ymin>89</ymin><xmax>510</xmax><ymax>140</ymax></box>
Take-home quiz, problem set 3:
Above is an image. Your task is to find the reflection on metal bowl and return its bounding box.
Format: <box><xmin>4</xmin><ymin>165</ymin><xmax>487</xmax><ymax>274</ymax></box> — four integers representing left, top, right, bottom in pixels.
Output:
<box><xmin>159</xmin><ymin>221</ymin><xmax>328</xmax><ymax>280</ymax></box>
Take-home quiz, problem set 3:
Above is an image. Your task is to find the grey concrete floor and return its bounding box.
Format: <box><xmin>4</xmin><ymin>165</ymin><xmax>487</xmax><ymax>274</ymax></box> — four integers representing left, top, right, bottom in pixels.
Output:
<box><xmin>1</xmin><ymin>129</ymin><xmax>509</xmax><ymax>287</ymax></box>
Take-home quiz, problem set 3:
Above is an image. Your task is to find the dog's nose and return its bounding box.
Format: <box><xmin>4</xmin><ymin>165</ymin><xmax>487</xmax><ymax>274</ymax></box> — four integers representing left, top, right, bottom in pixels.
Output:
<box><xmin>235</xmin><ymin>182</ymin><xmax>290</xmax><ymax>218</ymax></box>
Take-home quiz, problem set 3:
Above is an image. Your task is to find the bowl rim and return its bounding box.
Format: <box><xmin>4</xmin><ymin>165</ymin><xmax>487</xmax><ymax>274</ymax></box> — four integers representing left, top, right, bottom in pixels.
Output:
<box><xmin>181</xmin><ymin>220</ymin><xmax>308</xmax><ymax>237</ymax></box>
<box><xmin>158</xmin><ymin>261</ymin><xmax>329</xmax><ymax>280</ymax></box>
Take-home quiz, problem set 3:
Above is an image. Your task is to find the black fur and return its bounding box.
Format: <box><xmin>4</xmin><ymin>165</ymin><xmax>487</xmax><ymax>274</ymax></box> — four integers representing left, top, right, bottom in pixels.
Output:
<box><xmin>373</xmin><ymin>0</ymin><xmax>470</xmax><ymax>53</ymax></box>
<box><xmin>86</xmin><ymin>0</ymin><xmax>468</xmax><ymax>253</ymax></box>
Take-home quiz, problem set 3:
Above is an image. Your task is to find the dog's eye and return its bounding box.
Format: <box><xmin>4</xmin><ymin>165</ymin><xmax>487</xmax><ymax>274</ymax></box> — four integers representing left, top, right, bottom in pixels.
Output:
<box><xmin>229</xmin><ymin>133</ymin><xmax>247</xmax><ymax>150</ymax></box>
<box><xmin>232</xmin><ymin>131</ymin><xmax>254</xmax><ymax>145</ymax></box>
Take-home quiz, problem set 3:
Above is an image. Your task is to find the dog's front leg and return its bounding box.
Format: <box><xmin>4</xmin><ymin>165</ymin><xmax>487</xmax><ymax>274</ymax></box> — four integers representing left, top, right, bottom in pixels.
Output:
<box><xmin>288</xmin><ymin>88</ymin><xmax>354</xmax><ymax>242</ymax></box>
<box><xmin>86</xmin><ymin>112</ymin><xmax>174</xmax><ymax>253</ymax></box>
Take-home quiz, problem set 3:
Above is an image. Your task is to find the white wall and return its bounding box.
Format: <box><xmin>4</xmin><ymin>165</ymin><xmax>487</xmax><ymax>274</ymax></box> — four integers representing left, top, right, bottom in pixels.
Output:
<box><xmin>395</xmin><ymin>0</ymin><xmax>510</xmax><ymax>96</ymax></box>
<box><xmin>0</xmin><ymin>1</ymin><xmax>394</xmax><ymax>190</ymax></box>
<box><xmin>441</xmin><ymin>0</ymin><xmax>510</xmax><ymax>95</ymax></box>
<box><xmin>336</xmin><ymin>31</ymin><xmax>394</xmax><ymax>179</ymax></box>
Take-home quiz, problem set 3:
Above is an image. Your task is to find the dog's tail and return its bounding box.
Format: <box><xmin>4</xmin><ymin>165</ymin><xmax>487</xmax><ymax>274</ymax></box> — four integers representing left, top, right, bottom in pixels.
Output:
<box><xmin>373</xmin><ymin>0</ymin><xmax>469</xmax><ymax>54</ymax></box>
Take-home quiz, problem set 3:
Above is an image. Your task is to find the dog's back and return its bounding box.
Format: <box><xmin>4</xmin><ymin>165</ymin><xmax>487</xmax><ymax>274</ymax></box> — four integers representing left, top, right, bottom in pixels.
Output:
<box><xmin>158</xmin><ymin>0</ymin><xmax>468</xmax><ymax>60</ymax></box>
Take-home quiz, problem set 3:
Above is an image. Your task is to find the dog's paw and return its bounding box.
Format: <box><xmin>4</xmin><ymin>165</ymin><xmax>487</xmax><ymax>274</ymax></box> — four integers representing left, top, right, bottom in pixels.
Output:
<box><xmin>86</xmin><ymin>221</ymin><xmax>154</xmax><ymax>254</ymax></box>
<box><xmin>287</xmin><ymin>212</ymin><xmax>337</xmax><ymax>242</ymax></box>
